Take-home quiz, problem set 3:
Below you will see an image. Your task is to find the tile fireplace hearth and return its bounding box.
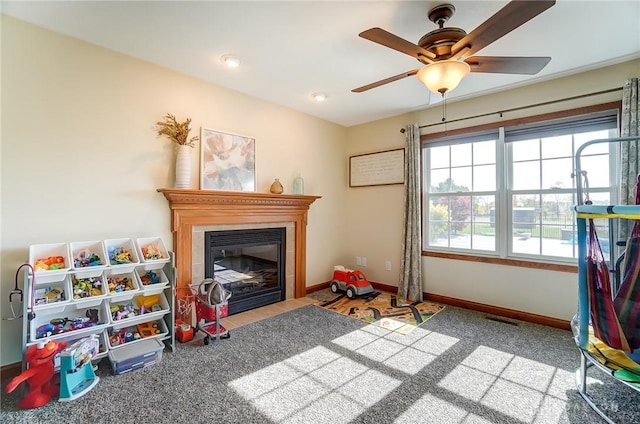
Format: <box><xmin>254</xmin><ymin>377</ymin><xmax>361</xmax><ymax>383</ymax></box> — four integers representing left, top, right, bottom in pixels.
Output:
<box><xmin>158</xmin><ymin>189</ymin><xmax>320</xmax><ymax>304</ymax></box>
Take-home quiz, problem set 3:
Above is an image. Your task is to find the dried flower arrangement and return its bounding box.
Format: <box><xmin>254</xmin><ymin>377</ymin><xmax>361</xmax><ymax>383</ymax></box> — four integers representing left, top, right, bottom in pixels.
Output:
<box><xmin>156</xmin><ymin>113</ymin><xmax>200</xmax><ymax>147</ymax></box>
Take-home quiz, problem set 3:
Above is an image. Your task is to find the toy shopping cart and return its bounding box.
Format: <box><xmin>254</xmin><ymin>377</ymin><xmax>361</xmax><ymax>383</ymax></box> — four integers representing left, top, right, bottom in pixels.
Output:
<box><xmin>194</xmin><ymin>278</ymin><xmax>231</xmax><ymax>345</ymax></box>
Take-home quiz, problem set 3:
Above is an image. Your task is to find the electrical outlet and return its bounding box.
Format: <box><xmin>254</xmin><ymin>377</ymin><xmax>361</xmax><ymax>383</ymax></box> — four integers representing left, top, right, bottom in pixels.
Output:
<box><xmin>356</xmin><ymin>256</ymin><xmax>362</xmax><ymax>266</ymax></box>
<box><xmin>385</xmin><ymin>260</ymin><xmax>391</xmax><ymax>271</ymax></box>
<box><xmin>362</xmin><ymin>257</ymin><xmax>367</xmax><ymax>267</ymax></box>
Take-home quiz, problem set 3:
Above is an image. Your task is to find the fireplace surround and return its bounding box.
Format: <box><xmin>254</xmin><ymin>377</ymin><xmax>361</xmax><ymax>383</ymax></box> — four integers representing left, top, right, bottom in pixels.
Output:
<box><xmin>158</xmin><ymin>189</ymin><xmax>320</xmax><ymax>301</ymax></box>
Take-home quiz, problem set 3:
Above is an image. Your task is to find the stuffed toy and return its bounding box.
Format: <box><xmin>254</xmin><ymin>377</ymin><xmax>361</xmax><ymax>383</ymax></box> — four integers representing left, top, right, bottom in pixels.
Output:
<box><xmin>5</xmin><ymin>338</ymin><xmax>67</xmax><ymax>408</ymax></box>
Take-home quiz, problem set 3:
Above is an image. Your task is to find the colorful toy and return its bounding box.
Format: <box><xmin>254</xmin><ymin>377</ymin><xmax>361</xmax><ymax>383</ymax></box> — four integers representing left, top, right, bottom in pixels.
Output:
<box><xmin>36</xmin><ymin>309</ymin><xmax>100</xmax><ymax>339</ymax></box>
<box><xmin>73</xmin><ymin>248</ymin><xmax>102</xmax><ymax>268</ymax></box>
<box><xmin>107</xmin><ymin>275</ymin><xmax>135</xmax><ymax>293</ymax></box>
<box><xmin>330</xmin><ymin>266</ymin><xmax>374</xmax><ymax>299</ymax></box>
<box><xmin>59</xmin><ymin>336</ymin><xmax>100</xmax><ymax>402</ymax></box>
<box><xmin>108</xmin><ymin>246</ymin><xmax>133</xmax><ymax>264</ymax></box>
<box><xmin>139</xmin><ymin>270</ymin><xmax>160</xmax><ymax>285</ymax></box>
<box><xmin>33</xmin><ymin>256</ymin><xmax>65</xmax><ymax>271</ymax></box>
<box><xmin>72</xmin><ymin>277</ymin><xmax>103</xmax><ymax>299</ymax></box>
<box><xmin>137</xmin><ymin>321</ymin><xmax>160</xmax><ymax>338</ymax></box>
<box><xmin>111</xmin><ymin>301</ymin><xmax>137</xmax><ymax>321</ymax></box>
<box><xmin>141</xmin><ymin>243</ymin><xmax>164</xmax><ymax>260</ymax></box>
<box><xmin>5</xmin><ymin>339</ymin><xmax>67</xmax><ymax>408</ymax></box>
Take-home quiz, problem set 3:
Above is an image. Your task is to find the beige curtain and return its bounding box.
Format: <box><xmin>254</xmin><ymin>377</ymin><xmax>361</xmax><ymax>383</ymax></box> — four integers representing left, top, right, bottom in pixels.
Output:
<box><xmin>619</xmin><ymin>78</ymin><xmax>640</xmax><ymax>239</ymax></box>
<box><xmin>398</xmin><ymin>124</ymin><xmax>423</xmax><ymax>301</ymax></box>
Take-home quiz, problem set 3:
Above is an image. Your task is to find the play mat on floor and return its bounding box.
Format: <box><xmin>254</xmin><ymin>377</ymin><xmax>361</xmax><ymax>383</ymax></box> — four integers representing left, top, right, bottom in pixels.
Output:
<box><xmin>310</xmin><ymin>289</ymin><xmax>444</xmax><ymax>334</ymax></box>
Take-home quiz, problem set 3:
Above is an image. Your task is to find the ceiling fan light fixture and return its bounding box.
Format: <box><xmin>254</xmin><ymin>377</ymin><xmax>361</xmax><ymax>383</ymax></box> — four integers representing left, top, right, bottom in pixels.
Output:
<box><xmin>220</xmin><ymin>54</ymin><xmax>241</xmax><ymax>68</ymax></box>
<box><xmin>416</xmin><ymin>60</ymin><xmax>470</xmax><ymax>95</ymax></box>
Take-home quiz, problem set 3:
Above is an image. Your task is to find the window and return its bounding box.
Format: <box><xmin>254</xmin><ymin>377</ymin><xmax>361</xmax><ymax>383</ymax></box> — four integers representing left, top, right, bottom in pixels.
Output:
<box><xmin>423</xmin><ymin>110</ymin><xmax>618</xmax><ymax>263</ymax></box>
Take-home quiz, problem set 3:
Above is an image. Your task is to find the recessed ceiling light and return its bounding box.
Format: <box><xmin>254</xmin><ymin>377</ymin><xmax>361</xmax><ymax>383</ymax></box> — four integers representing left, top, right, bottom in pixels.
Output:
<box><xmin>312</xmin><ymin>92</ymin><xmax>327</xmax><ymax>102</ymax></box>
<box><xmin>220</xmin><ymin>54</ymin><xmax>240</xmax><ymax>68</ymax></box>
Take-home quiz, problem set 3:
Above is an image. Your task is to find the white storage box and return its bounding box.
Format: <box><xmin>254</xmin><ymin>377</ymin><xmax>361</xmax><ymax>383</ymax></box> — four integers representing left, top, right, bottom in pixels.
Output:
<box><xmin>104</xmin><ymin>238</ymin><xmax>139</xmax><ymax>274</ymax></box>
<box><xmin>70</xmin><ymin>274</ymin><xmax>107</xmax><ymax>307</ymax></box>
<box><xmin>31</xmin><ymin>275</ymin><xmax>72</xmax><ymax>314</ymax></box>
<box><xmin>136</xmin><ymin>268</ymin><xmax>169</xmax><ymax>293</ymax></box>
<box><xmin>108</xmin><ymin>338</ymin><xmax>164</xmax><ymax>375</ymax></box>
<box><xmin>30</xmin><ymin>300</ymin><xmax>109</xmax><ymax>341</ymax></box>
<box><xmin>29</xmin><ymin>243</ymin><xmax>71</xmax><ymax>283</ymax></box>
<box><xmin>105</xmin><ymin>270</ymin><xmax>140</xmax><ymax>302</ymax></box>
<box><xmin>106</xmin><ymin>319</ymin><xmax>169</xmax><ymax>349</ymax></box>
<box><xmin>108</xmin><ymin>292</ymin><xmax>170</xmax><ymax>327</ymax></box>
<box><xmin>70</xmin><ymin>240</ymin><xmax>108</xmax><ymax>278</ymax></box>
<box><xmin>136</xmin><ymin>237</ymin><xmax>170</xmax><ymax>270</ymax></box>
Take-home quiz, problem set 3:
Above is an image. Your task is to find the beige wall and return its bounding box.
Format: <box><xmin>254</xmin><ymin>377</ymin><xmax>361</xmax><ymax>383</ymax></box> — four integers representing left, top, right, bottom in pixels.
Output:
<box><xmin>346</xmin><ymin>59</ymin><xmax>640</xmax><ymax>322</ymax></box>
<box><xmin>2</xmin><ymin>14</ymin><xmax>638</xmax><ymax>367</ymax></box>
<box><xmin>0</xmin><ymin>16</ymin><xmax>348</xmax><ymax>365</ymax></box>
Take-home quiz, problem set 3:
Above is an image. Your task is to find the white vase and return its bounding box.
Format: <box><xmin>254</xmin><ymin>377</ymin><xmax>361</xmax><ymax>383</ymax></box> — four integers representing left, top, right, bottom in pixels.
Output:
<box><xmin>174</xmin><ymin>145</ymin><xmax>191</xmax><ymax>189</ymax></box>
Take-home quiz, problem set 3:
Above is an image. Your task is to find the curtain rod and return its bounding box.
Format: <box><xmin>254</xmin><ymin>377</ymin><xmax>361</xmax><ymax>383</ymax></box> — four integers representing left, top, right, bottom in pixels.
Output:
<box><xmin>399</xmin><ymin>87</ymin><xmax>623</xmax><ymax>133</ymax></box>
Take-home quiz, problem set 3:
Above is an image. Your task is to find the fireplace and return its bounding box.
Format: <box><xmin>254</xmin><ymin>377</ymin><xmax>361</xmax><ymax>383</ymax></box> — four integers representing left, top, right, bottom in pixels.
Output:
<box><xmin>205</xmin><ymin>227</ymin><xmax>285</xmax><ymax>314</ymax></box>
<box><xmin>157</xmin><ymin>189</ymin><xmax>320</xmax><ymax>304</ymax></box>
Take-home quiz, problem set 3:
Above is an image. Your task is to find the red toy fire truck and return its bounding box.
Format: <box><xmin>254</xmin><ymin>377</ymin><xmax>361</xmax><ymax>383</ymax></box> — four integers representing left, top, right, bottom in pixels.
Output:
<box><xmin>330</xmin><ymin>266</ymin><xmax>373</xmax><ymax>299</ymax></box>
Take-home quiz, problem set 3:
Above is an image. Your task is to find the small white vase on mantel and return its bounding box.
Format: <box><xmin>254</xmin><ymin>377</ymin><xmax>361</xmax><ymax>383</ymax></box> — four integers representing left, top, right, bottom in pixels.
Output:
<box><xmin>174</xmin><ymin>145</ymin><xmax>191</xmax><ymax>189</ymax></box>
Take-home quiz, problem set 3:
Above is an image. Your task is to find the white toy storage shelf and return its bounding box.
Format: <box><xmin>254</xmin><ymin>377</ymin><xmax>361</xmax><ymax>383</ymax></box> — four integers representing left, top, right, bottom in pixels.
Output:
<box><xmin>573</xmin><ymin>136</ymin><xmax>640</xmax><ymax>424</ymax></box>
<box><xmin>21</xmin><ymin>238</ymin><xmax>176</xmax><ymax>371</ymax></box>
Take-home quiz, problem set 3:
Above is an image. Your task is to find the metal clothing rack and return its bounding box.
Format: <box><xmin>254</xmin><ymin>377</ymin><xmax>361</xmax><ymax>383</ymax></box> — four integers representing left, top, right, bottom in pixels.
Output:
<box><xmin>573</xmin><ymin>135</ymin><xmax>640</xmax><ymax>424</ymax></box>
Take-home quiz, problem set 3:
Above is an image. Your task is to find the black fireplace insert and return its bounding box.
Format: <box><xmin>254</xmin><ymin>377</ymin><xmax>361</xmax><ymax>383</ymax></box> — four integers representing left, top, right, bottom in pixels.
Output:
<box><xmin>204</xmin><ymin>227</ymin><xmax>285</xmax><ymax>315</ymax></box>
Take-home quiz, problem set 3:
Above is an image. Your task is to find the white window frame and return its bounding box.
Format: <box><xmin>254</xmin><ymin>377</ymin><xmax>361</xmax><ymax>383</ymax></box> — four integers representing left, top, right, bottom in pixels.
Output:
<box><xmin>422</xmin><ymin>110</ymin><xmax>619</xmax><ymax>264</ymax></box>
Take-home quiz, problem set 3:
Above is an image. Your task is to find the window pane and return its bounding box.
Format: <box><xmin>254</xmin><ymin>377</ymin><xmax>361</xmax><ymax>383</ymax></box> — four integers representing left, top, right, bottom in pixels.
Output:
<box><xmin>512</xmin><ymin>139</ymin><xmax>539</xmax><ymax>161</ymax></box>
<box><xmin>473</xmin><ymin>164</ymin><xmax>496</xmax><ymax>191</ymax></box>
<box><xmin>450</xmin><ymin>167</ymin><xmax>472</xmax><ymax>192</ymax></box>
<box><xmin>581</xmin><ymin>154</ymin><xmax>610</xmax><ymax>188</ymax></box>
<box><xmin>430</xmin><ymin>145</ymin><xmax>450</xmax><ymax>168</ymax></box>
<box><xmin>451</xmin><ymin>144</ymin><xmax>472</xmax><ymax>167</ymax></box>
<box><xmin>430</xmin><ymin>169</ymin><xmax>451</xmax><ymax>192</ymax></box>
<box><xmin>541</xmin><ymin>158</ymin><xmax>573</xmax><ymax>189</ymax></box>
<box><xmin>512</xmin><ymin>161</ymin><xmax>540</xmax><ymax>190</ymax></box>
<box><xmin>575</xmin><ymin>130</ymin><xmax>612</xmax><ymax>155</ymax></box>
<box><xmin>473</xmin><ymin>140</ymin><xmax>496</xmax><ymax>165</ymax></box>
<box><xmin>541</xmin><ymin>135</ymin><xmax>572</xmax><ymax>159</ymax></box>
<box><xmin>472</xmin><ymin>195</ymin><xmax>496</xmax><ymax>251</ymax></box>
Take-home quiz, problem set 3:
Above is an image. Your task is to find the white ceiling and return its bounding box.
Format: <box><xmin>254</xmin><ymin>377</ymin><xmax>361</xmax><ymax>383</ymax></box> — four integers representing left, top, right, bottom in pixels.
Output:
<box><xmin>2</xmin><ymin>1</ymin><xmax>639</xmax><ymax>127</ymax></box>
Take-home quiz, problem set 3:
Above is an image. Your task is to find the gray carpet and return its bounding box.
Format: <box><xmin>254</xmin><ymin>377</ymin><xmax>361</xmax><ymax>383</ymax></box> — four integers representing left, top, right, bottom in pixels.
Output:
<box><xmin>2</xmin><ymin>304</ymin><xmax>638</xmax><ymax>423</ymax></box>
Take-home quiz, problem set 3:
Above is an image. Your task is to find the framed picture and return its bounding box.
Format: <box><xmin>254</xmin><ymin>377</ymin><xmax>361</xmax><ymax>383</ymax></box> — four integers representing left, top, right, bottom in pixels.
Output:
<box><xmin>349</xmin><ymin>148</ymin><xmax>405</xmax><ymax>187</ymax></box>
<box><xmin>200</xmin><ymin>128</ymin><xmax>256</xmax><ymax>191</ymax></box>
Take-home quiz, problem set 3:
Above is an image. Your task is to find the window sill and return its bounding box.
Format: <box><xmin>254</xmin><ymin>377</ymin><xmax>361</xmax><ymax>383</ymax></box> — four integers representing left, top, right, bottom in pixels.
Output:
<box><xmin>422</xmin><ymin>250</ymin><xmax>578</xmax><ymax>273</ymax></box>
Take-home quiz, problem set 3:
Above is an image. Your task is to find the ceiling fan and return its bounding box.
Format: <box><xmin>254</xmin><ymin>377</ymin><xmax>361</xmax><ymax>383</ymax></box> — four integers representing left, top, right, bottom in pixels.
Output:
<box><xmin>352</xmin><ymin>0</ymin><xmax>556</xmax><ymax>95</ymax></box>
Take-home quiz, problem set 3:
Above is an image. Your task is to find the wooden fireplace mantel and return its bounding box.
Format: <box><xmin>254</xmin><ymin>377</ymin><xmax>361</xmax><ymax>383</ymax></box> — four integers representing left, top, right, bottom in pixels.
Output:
<box><xmin>158</xmin><ymin>188</ymin><xmax>320</xmax><ymax>298</ymax></box>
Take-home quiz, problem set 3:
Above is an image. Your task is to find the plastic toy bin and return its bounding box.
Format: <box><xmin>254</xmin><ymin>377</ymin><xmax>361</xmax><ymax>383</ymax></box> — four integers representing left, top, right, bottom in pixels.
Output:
<box><xmin>104</xmin><ymin>269</ymin><xmax>140</xmax><ymax>301</ymax></box>
<box><xmin>136</xmin><ymin>268</ymin><xmax>169</xmax><ymax>293</ymax></box>
<box><xmin>70</xmin><ymin>274</ymin><xmax>107</xmax><ymax>308</ymax></box>
<box><xmin>30</xmin><ymin>275</ymin><xmax>72</xmax><ymax>314</ymax></box>
<box><xmin>106</xmin><ymin>319</ymin><xmax>169</xmax><ymax>350</ymax></box>
<box><xmin>108</xmin><ymin>292</ymin><xmax>170</xmax><ymax>327</ymax></box>
<box><xmin>136</xmin><ymin>237</ymin><xmax>170</xmax><ymax>270</ymax></box>
<box><xmin>29</xmin><ymin>243</ymin><xmax>72</xmax><ymax>283</ymax></box>
<box><xmin>108</xmin><ymin>338</ymin><xmax>164</xmax><ymax>375</ymax></box>
<box><xmin>104</xmin><ymin>238</ymin><xmax>139</xmax><ymax>274</ymax></box>
<box><xmin>29</xmin><ymin>300</ymin><xmax>109</xmax><ymax>341</ymax></box>
<box><xmin>70</xmin><ymin>240</ymin><xmax>108</xmax><ymax>278</ymax></box>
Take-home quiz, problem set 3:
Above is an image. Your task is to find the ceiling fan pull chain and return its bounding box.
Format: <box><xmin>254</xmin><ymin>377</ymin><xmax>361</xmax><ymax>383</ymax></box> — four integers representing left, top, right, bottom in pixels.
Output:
<box><xmin>441</xmin><ymin>93</ymin><xmax>447</xmax><ymax>122</ymax></box>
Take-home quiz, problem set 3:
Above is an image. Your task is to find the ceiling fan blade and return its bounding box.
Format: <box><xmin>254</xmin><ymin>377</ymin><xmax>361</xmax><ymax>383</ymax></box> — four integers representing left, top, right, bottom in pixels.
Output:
<box><xmin>359</xmin><ymin>28</ymin><xmax>435</xmax><ymax>62</ymax></box>
<box><xmin>465</xmin><ymin>56</ymin><xmax>551</xmax><ymax>74</ymax></box>
<box><xmin>352</xmin><ymin>69</ymin><xmax>419</xmax><ymax>93</ymax></box>
<box><xmin>451</xmin><ymin>0</ymin><xmax>556</xmax><ymax>59</ymax></box>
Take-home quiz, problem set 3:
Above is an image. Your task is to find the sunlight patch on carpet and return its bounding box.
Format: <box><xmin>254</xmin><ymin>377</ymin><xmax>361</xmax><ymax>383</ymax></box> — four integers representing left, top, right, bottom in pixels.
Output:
<box><xmin>332</xmin><ymin>324</ymin><xmax>460</xmax><ymax>375</ymax></box>
<box><xmin>228</xmin><ymin>345</ymin><xmax>401</xmax><ymax>424</ymax></box>
<box><xmin>310</xmin><ymin>290</ymin><xmax>445</xmax><ymax>334</ymax></box>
